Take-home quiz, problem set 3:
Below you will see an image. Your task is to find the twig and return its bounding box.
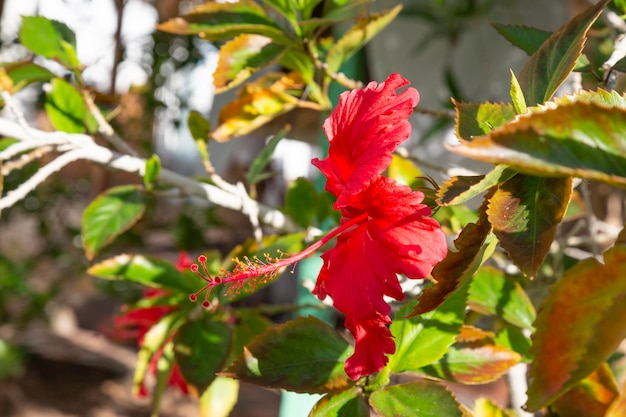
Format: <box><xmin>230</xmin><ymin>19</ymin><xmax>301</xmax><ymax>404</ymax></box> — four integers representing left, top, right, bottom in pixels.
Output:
<box><xmin>1</xmin><ymin>145</ymin><xmax>54</xmax><ymax>175</ymax></box>
<box><xmin>507</xmin><ymin>362</ymin><xmax>534</xmax><ymax>417</ymax></box>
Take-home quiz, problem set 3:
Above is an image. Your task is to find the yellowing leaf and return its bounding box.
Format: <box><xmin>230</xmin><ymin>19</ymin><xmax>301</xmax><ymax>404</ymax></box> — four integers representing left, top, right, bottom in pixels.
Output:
<box><xmin>473</xmin><ymin>397</ymin><xmax>517</xmax><ymax>417</ymax></box>
<box><xmin>454</xmin><ymin>100</ymin><xmax>516</xmax><ymax>142</ymax></box>
<box><xmin>526</xmin><ymin>245</ymin><xmax>626</xmax><ymax>410</ymax></box>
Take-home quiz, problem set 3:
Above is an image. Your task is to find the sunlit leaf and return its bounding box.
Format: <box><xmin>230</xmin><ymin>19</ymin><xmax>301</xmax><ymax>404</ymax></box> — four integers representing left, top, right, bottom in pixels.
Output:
<box><xmin>606</xmin><ymin>382</ymin><xmax>626</xmax><ymax>417</ymax></box>
<box><xmin>246</xmin><ymin>125</ymin><xmax>289</xmax><ymax>185</ymax></box>
<box><xmin>188</xmin><ymin>110</ymin><xmax>211</xmax><ymax>162</ymax></box>
<box><xmin>421</xmin><ymin>326</ymin><xmax>521</xmax><ymax>385</ymax></box>
<box><xmin>468</xmin><ymin>267</ymin><xmax>536</xmax><ymax>330</ymax></box>
<box><xmin>45</xmin><ymin>78</ymin><xmax>89</xmax><ymax>133</ymax></box>
<box><xmin>510</xmin><ymin>70</ymin><xmax>527</xmax><ymax>114</ymax></box>
<box><xmin>488</xmin><ymin>174</ymin><xmax>572</xmax><ymax>277</ymax></box>
<box><xmin>214</xmin><ymin>34</ymin><xmax>285</xmax><ymax>93</ymax></box>
<box><xmin>326</xmin><ymin>6</ymin><xmax>401</xmax><ymax>74</ymax></box>
<box><xmin>309</xmin><ymin>388</ymin><xmax>369</xmax><ymax>417</ymax></box>
<box><xmin>143</xmin><ymin>154</ymin><xmax>161</xmax><ymax>191</ymax></box>
<box><xmin>411</xmin><ymin>197</ymin><xmax>495</xmax><ymax>316</ymax></box>
<box><xmin>491</xmin><ymin>23</ymin><xmax>551</xmax><ymax>56</ymax></box>
<box><xmin>212</xmin><ymin>72</ymin><xmax>303</xmax><ymax>142</ymax></box>
<box><xmin>0</xmin><ymin>61</ymin><xmax>55</xmax><ymax>93</ymax></box>
<box><xmin>88</xmin><ymin>254</ymin><xmax>197</xmax><ymax>293</ymax></box>
<box><xmin>495</xmin><ymin>324</ymin><xmax>531</xmax><ymax>362</ymax></box>
<box><xmin>174</xmin><ymin>316</ymin><xmax>232</xmax><ymax>394</ymax></box>
<box><xmin>81</xmin><ymin>185</ymin><xmax>146</xmax><ymax>260</ymax></box>
<box><xmin>19</xmin><ymin>16</ymin><xmax>79</xmax><ymax>68</ymax></box>
<box><xmin>526</xmin><ymin>245</ymin><xmax>626</xmax><ymax>410</ymax></box>
<box><xmin>200</xmin><ymin>376</ymin><xmax>239</xmax><ymax>417</ymax></box>
<box><xmin>157</xmin><ymin>0</ymin><xmax>294</xmax><ymax>46</ymax></box>
<box><xmin>473</xmin><ymin>397</ymin><xmax>518</xmax><ymax>417</ymax></box>
<box><xmin>388</xmin><ymin>285</ymin><xmax>467</xmax><ymax>373</ymax></box>
<box><xmin>152</xmin><ymin>341</ymin><xmax>175</xmax><ymax>416</ymax></box>
<box><xmin>550</xmin><ymin>363</ymin><xmax>619</xmax><ymax>417</ymax></box>
<box><xmin>221</xmin><ymin>316</ymin><xmax>353</xmax><ymax>394</ymax></box>
<box><xmin>454</xmin><ymin>100</ymin><xmax>516</xmax><ymax>141</ymax></box>
<box><xmin>437</xmin><ymin>165</ymin><xmax>516</xmax><ymax>207</ymax></box>
<box><xmin>369</xmin><ymin>381</ymin><xmax>466</xmax><ymax>417</ymax></box>
<box><xmin>388</xmin><ymin>153</ymin><xmax>422</xmax><ymax>187</ymax></box>
<box><xmin>517</xmin><ymin>0</ymin><xmax>609</xmax><ymax>105</ymax></box>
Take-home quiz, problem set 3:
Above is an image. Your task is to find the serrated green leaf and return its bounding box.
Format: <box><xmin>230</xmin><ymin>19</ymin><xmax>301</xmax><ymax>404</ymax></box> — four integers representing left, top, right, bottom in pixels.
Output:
<box><xmin>284</xmin><ymin>177</ymin><xmax>319</xmax><ymax>228</ymax></box>
<box><xmin>88</xmin><ymin>254</ymin><xmax>197</xmax><ymax>293</ymax></box>
<box><xmin>309</xmin><ymin>389</ymin><xmax>369</xmax><ymax>417</ymax></box>
<box><xmin>19</xmin><ymin>16</ymin><xmax>79</xmax><ymax>68</ymax></box>
<box><xmin>231</xmin><ymin>310</ymin><xmax>272</xmax><ymax>361</ymax></box>
<box><xmin>495</xmin><ymin>324</ymin><xmax>531</xmax><ymax>362</ymax></box>
<box><xmin>326</xmin><ymin>6</ymin><xmax>401</xmax><ymax>74</ymax></box>
<box><xmin>261</xmin><ymin>0</ymin><xmax>300</xmax><ymax>36</ymax></box>
<box><xmin>133</xmin><ymin>311</ymin><xmax>186</xmax><ymax>397</ymax></box>
<box><xmin>45</xmin><ymin>78</ymin><xmax>89</xmax><ymax>133</ymax></box>
<box><xmin>246</xmin><ymin>125</ymin><xmax>289</xmax><ymax>185</ymax></box>
<box><xmin>174</xmin><ymin>316</ymin><xmax>232</xmax><ymax>394</ymax></box>
<box><xmin>437</xmin><ymin>165</ymin><xmax>517</xmax><ymax>207</ymax></box>
<box><xmin>369</xmin><ymin>381</ymin><xmax>465</xmax><ymax>417</ymax></box>
<box><xmin>1</xmin><ymin>61</ymin><xmax>55</xmax><ymax>93</ymax></box>
<box><xmin>491</xmin><ymin>23</ymin><xmax>552</xmax><ymax>56</ymax></box>
<box><xmin>518</xmin><ymin>0</ymin><xmax>609</xmax><ymax>105</ymax></box>
<box><xmin>451</xmin><ymin>101</ymin><xmax>626</xmax><ymax>187</ymax></box>
<box><xmin>143</xmin><ymin>154</ymin><xmax>161</xmax><ymax>191</ymax></box>
<box><xmin>487</xmin><ymin>175</ymin><xmax>572</xmax><ymax>278</ymax></box>
<box><xmin>526</xmin><ymin>245</ymin><xmax>626</xmax><ymax>410</ymax></box>
<box><xmin>157</xmin><ymin>0</ymin><xmax>295</xmax><ymax>46</ymax></box>
<box><xmin>510</xmin><ymin>70</ymin><xmax>527</xmax><ymax>114</ymax></box>
<box><xmin>81</xmin><ymin>185</ymin><xmax>146</xmax><ymax>260</ymax></box>
<box><xmin>200</xmin><ymin>376</ymin><xmax>239</xmax><ymax>417</ymax></box>
<box><xmin>454</xmin><ymin>100</ymin><xmax>516</xmax><ymax>141</ymax></box>
<box><xmin>221</xmin><ymin>316</ymin><xmax>353</xmax><ymax>394</ymax></box>
<box><xmin>388</xmin><ymin>284</ymin><xmax>468</xmax><ymax>373</ymax></box>
<box><xmin>468</xmin><ymin>266</ymin><xmax>536</xmax><ymax>330</ymax></box>
<box><xmin>214</xmin><ymin>35</ymin><xmax>285</xmax><ymax>93</ymax></box>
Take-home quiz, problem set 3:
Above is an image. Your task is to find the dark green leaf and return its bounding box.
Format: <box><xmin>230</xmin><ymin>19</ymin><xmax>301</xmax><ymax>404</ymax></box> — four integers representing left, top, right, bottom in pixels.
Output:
<box><xmin>454</xmin><ymin>100</ymin><xmax>516</xmax><ymax>141</ymax></box>
<box><xmin>143</xmin><ymin>154</ymin><xmax>161</xmax><ymax>191</ymax></box>
<box><xmin>491</xmin><ymin>23</ymin><xmax>551</xmax><ymax>55</ymax></box>
<box><xmin>388</xmin><ymin>284</ymin><xmax>468</xmax><ymax>373</ymax></box>
<box><xmin>88</xmin><ymin>254</ymin><xmax>196</xmax><ymax>293</ymax></box>
<box><xmin>326</xmin><ymin>6</ymin><xmax>401</xmax><ymax>74</ymax></box>
<box><xmin>309</xmin><ymin>389</ymin><xmax>369</xmax><ymax>417</ymax></box>
<box><xmin>468</xmin><ymin>266</ymin><xmax>536</xmax><ymax>330</ymax></box>
<box><xmin>19</xmin><ymin>16</ymin><xmax>79</xmax><ymax>68</ymax></box>
<box><xmin>284</xmin><ymin>177</ymin><xmax>319</xmax><ymax>228</ymax></box>
<box><xmin>174</xmin><ymin>316</ymin><xmax>233</xmax><ymax>393</ymax></box>
<box><xmin>369</xmin><ymin>381</ymin><xmax>465</xmax><ymax>417</ymax></box>
<box><xmin>231</xmin><ymin>310</ymin><xmax>272</xmax><ymax>360</ymax></box>
<box><xmin>487</xmin><ymin>175</ymin><xmax>572</xmax><ymax>278</ymax></box>
<box><xmin>81</xmin><ymin>185</ymin><xmax>146</xmax><ymax>260</ymax></box>
<box><xmin>526</xmin><ymin>245</ymin><xmax>626</xmax><ymax>410</ymax></box>
<box><xmin>221</xmin><ymin>316</ymin><xmax>353</xmax><ymax>394</ymax></box>
<box><xmin>518</xmin><ymin>0</ymin><xmax>609</xmax><ymax>105</ymax></box>
<box><xmin>246</xmin><ymin>125</ymin><xmax>289</xmax><ymax>185</ymax></box>
<box><xmin>45</xmin><ymin>78</ymin><xmax>89</xmax><ymax>133</ymax></box>
<box><xmin>436</xmin><ymin>165</ymin><xmax>517</xmax><ymax>207</ymax></box>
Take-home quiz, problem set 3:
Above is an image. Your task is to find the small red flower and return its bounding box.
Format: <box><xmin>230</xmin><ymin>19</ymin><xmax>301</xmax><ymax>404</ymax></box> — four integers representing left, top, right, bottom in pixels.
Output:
<box><xmin>189</xmin><ymin>74</ymin><xmax>447</xmax><ymax>381</ymax></box>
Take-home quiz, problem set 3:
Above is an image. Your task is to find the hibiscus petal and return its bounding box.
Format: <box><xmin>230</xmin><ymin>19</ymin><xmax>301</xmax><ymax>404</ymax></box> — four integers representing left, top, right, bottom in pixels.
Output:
<box><xmin>312</xmin><ymin>73</ymin><xmax>419</xmax><ymax>207</ymax></box>
<box><xmin>344</xmin><ymin>316</ymin><xmax>396</xmax><ymax>380</ymax></box>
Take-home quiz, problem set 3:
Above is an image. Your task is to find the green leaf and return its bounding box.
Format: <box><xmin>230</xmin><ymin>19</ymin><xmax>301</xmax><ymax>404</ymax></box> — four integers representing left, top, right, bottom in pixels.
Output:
<box><xmin>451</xmin><ymin>100</ymin><xmax>626</xmax><ymax>187</ymax></box>
<box><xmin>88</xmin><ymin>254</ymin><xmax>196</xmax><ymax>293</ymax></box>
<box><xmin>369</xmin><ymin>381</ymin><xmax>465</xmax><ymax>417</ymax></box>
<box><xmin>411</xmin><ymin>198</ymin><xmax>495</xmax><ymax>316</ymax></box>
<box><xmin>200</xmin><ymin>376</ymin><xmax>239</xmax><ymax>417</ymax></box>
<box><xmin>326</xmin><ymin>6</ymin><xmax>401</xmax><ymax>74</ymax></box>
<box><xmin>284</xmin><ymin>177</ymin><xmax>319</xmax><ymax>228</ymax></box>
<box><xmin>143</xmin><ymin>154</ymin><xmax>161</xmax><ymax>191</ymax></box>
<box><xmin>473</xmin><ymin>397</ymin><xmax>518</xmax><ymax>417</ymax></box>
<box><xmin>510</xmin><ymin>70</ymin><xmax>527</xmax><ymax>114</ymax></box>
<box><xmin>214</xmin><ymin>34</ymin><xmax>285</xmax><ymax>93</ymax></box>
<box><xmin>309</xmin><ymin>389</ymin><xmax>369</xmax><ymax>417</ymax></box>
<box><xmin>174</xmin><ymin>316</ymin><xmax>233</xmax><ymax>394</ymax></box>
<box><xmin>526</xmin><ymin>245</ymin><xmax>626</xmax><ymax>410</ymax></box>
<box><xmin>231</xmin><ymin>310</ymin><xmax>272</xmax><ymax>360</ymax></box>
<box><xmin>517</xmin><ymin>0</ymin><xmax>609</xmax><ymax>105</ymax></box>
<box><xmin>152</xmin><ymin>341</ymin><xmax>175</xmax><ymax>415</ymax></box>
<box><xmin>221</xmin><ymin>316</ymin><xmax>353</xmax><ymax>394</ymax></box>
<box><xmin>550</xmin><ymin>363</ymin><xmax>619</xmax><ymax>417</ymax></box>
<box><xmin>495</xmin><ymin>324</ymin><xmax>531</xmax><ymax>362</ymax></box>
<box><xmin>468</xmin><ymin>266</ymin><xmax>536</xmax><ymax>330</ymax></box>
<box><xmin>133</xmin><ymin>311</ymin><xmax>186</xmax><ymax>396</ymax></box>
<box><xmin>45</xmin><ymin>78</ymin><xmax>89</xmax><ymax>133</ymax></box>
<box><xmin>487</xmin><ymin>175</ymin><xmax>572</xmax><ymax>278</ymax></box>
<box><xmin>388</xmin><ymin>153</ymin><xmax>423</xmax><ymax>186</ymax></box>
<box><xmin>246</xmin><ymin>125</ymin><xmax>289</xmax><ymax>185</ymax></box>
<box><xmin>156</xmin><ymin>0</ymin><xmax>295</xmax><ymax>46</ymax></box>
<box><xmin>188</xmin><ymin>110</ymin><xmax>211</xmax><ymax>161</ymax></box>
<box><xmin>293</xmin><ymin>0</ymin><xmax>322</xmax><ymax>20</ymax></box>
<box><xmin>491</xmin><ymin>23</ymin><xmax>552</xmax><ymax>56</ymax></box>
<box><xmin>388</xmin><ymin>284</ymin><xmax>468</xmax><ymax>373</ymax></box>
<box><xmin>81</xmin><ymin>185</ymin><xmax>146</xmax><ymax>260</ymax></box>
<box><xmin>436</xmin><ymin>165</ymin><xmax>517</xmax><ymax>207</ymax></box>
<box><xmin>1</xmin><ymin>61</ymin><xmax>55</xmax><ymax>93</ymax></box>
<box><xmin>19</xmin><ymin>16</ymin><xmax>79</xmax><ymax>68</ymax></box>
<box><xmin>421</xmin><ymin>326</ymin><xmax>521</xmax><ymax>385</ymax></box>
<box><xmin>454</xmin><ymin>100</ymin><xmax>516</xmax><ymax>141</ymax></box>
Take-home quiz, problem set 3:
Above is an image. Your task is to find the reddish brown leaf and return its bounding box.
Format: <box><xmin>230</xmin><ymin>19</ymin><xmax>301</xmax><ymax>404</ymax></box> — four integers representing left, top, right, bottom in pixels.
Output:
<box><xmin>527</xmin><ymin>245</ymin><xmax>626</xmax><ymax>410</ymax></box>
<box><xmin>487</xmin><ymin>174</ymin><xmax>572</xmax><ymax>278</ymax></box>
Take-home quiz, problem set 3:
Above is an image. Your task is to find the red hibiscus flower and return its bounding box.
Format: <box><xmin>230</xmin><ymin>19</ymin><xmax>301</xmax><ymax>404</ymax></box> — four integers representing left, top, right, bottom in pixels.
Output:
<box><xmin>189</xmin><ymin>74</ymin><xmax>447</xmax><ymax>381</ymax></box>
